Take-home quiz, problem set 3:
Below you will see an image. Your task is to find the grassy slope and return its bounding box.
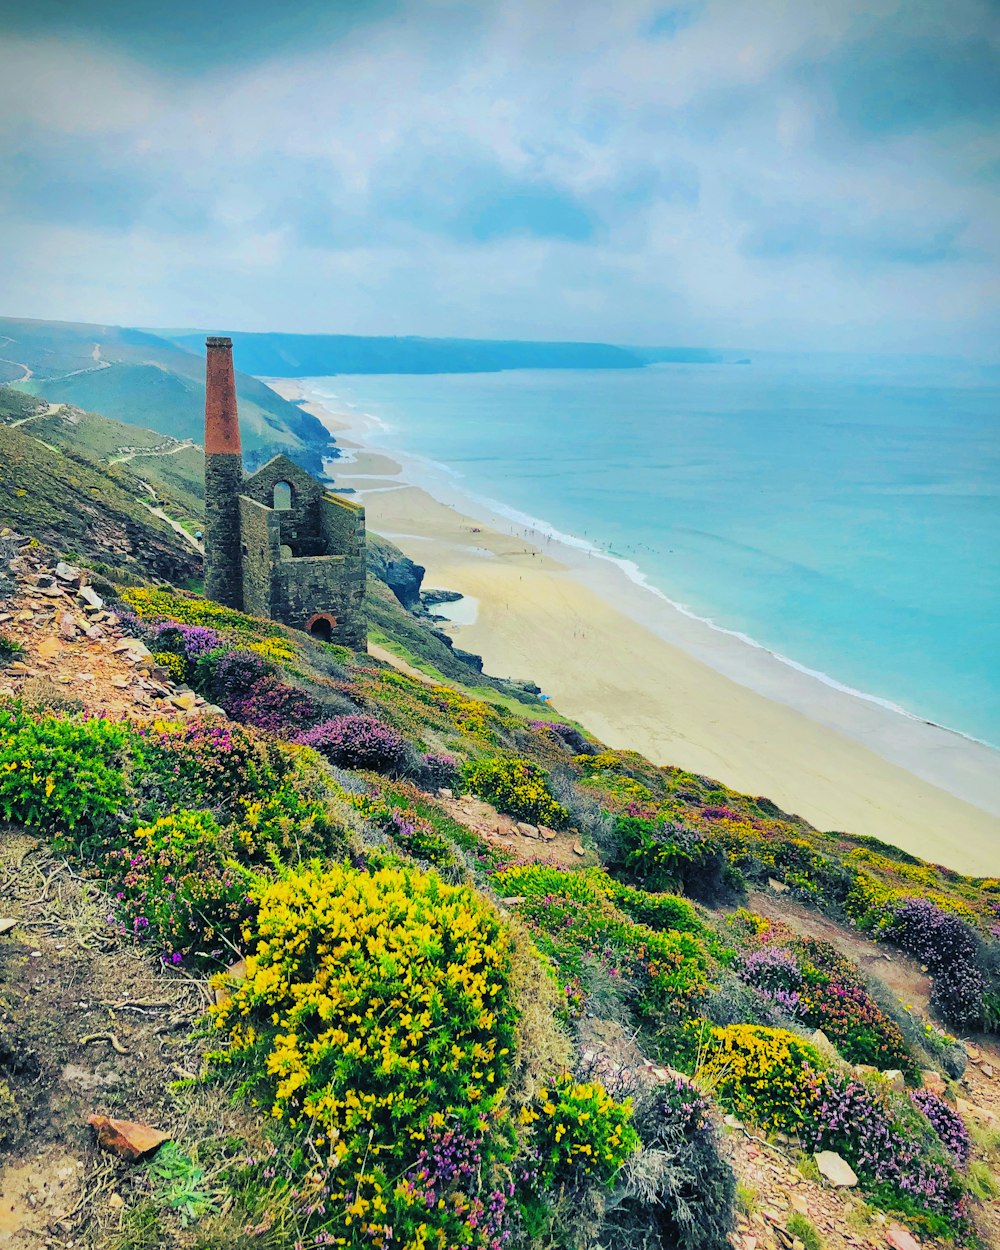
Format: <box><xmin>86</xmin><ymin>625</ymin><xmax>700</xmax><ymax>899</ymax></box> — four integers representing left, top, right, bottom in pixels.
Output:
<box><xmin>0</xmin><ymin>317</ymin><xmax>333</xmax><ymax>465</ymax></box>
<box><xmin>0</xmin><ymin>422</ymin><xmax>200</xmax><ymax>584</ymax></box>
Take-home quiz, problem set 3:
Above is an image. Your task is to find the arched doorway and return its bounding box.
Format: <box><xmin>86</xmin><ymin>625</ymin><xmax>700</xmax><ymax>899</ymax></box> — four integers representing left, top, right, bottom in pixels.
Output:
<box><xmin>273</xmin><ymin>481</ymin><xmax>293</xmax><ymax>510</ymax></box>
<box><xmin>306</xmin><ymin>612</ymin><xmax>337</xmax><ymax>642</ymax></box>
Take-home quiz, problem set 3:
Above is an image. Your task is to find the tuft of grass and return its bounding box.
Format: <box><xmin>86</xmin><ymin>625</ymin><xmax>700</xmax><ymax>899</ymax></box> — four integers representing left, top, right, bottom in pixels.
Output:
<box><xmin>786</xmin><ymin>1211</ymin><xmax>823</xmax><ymax>1250</ymax></box>
<box><xmin>795</xmin><ymin>1151</ymin><xmax>822</xmax><ymax>1184</ymax></box>
<box><xmin>966</xmin><ymin>1159</ymin><xmax>1000</xmax><ymax>1200</ymax></box>
<box><xmin>107</xmin><ymin>1200</ymin><xmax>165</xmax><ymax>1250</ymax></box>
<box><xmin>969</xmin><ymin>1120</ymin><xmax>1000</xmax><ymax>1157</ymax></box>
<box><xmin>735</xmin><ymin>1181</ymin><xmax>758</xmax><ymax>1216</ymax></box>
<box><xmin>844</xmin><ymin>1201</ymin><xmax>877</xmax><ymax>1234</ymax></box>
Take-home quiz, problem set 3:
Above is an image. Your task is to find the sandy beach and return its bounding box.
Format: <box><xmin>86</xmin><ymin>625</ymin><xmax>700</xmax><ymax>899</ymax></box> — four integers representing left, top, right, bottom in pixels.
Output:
<box><xmin>270</xmin><ymin>379</ymin><xmax>1000</xmax><ymax>876</ymax></box>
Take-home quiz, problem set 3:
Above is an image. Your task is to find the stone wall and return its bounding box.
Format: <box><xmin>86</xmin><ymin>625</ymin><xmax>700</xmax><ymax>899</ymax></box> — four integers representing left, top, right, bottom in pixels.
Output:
<box><xmin>231</xmin><ymin>456</ymin><xmax>367</xmax><ymax>650</ymax></box>
<box><xmin>271</xmin><ymin>553</ymin><xmax>365</xmax><ymax>649</ymax></box>
<box><xmin>238</xmin><ymin>495</ymin><xmax>280</xmax><ymax>618</ymax></box>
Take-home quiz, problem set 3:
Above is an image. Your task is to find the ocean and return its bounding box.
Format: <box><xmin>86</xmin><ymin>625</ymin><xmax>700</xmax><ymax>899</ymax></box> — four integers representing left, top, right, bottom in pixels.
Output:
<box><xmin>307</xmin><ymin>354</ymin><xmax>1000</xmax><ymax>748</ymax></box>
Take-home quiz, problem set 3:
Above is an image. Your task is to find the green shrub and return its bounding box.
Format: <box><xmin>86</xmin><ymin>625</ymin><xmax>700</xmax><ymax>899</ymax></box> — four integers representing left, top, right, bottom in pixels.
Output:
<box><xmin>462</xmin><ymin>755</ymin><xmax>570</xmax><ymax>828</ymax></box>
<box><xmin>614</xmin><ymin>816</ymin><xmax>744</xmax><ymax>905</ymax></box>
<box><xmin>494</xmin><ymin>865</ymin><xmax>714</xmax><ymax>1036</ymax></box>
<box><xmin>106</xmin><ymin>810</ymin><xmax>253</xmax><ymax>958</ymax></box>
<box><xmin>0</xmin><ymin>704</ymin><xmax>131</xmax><ymax>852</ymax></box>
<box><xmin>0</xmin><ymin>634</ymin><xmax>25</xmax><ymax>666</ymax></box>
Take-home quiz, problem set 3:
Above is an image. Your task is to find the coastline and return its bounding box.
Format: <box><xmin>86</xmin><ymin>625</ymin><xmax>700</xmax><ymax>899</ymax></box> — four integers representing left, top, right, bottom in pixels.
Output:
<box><xmin>267</xmin><ymin>377</ymin><xmax>1000</xmax><ymax>876</ymax></box>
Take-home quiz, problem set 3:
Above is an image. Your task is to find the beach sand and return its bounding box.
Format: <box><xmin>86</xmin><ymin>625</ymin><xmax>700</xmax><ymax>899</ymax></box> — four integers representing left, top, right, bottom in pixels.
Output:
<box><xmin>272</xmin><ymin>380</ymin><xmax>1000</xmax><ymax>876</ymax></box>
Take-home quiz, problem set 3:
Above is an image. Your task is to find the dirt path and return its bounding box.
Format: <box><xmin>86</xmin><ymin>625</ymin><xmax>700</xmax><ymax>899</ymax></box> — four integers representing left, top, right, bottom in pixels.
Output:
<box><xmin>141</xmin><ymin>502</ymin><xmax>203</xmax><ymax>554</ymax></box>
<box><xmin>10</xmin><ymin>402</ymin><xmax>65</xmax><ymax>428</ymax></box>
<box><xmin>745</xmin><ymin>887</ymin><xmax>933</xmax><ymax>1014</ymax></box>
<box><xmin>110</xmin><ymin>439</ymin><xmax>195</xmax><ymax>466</ymax></box>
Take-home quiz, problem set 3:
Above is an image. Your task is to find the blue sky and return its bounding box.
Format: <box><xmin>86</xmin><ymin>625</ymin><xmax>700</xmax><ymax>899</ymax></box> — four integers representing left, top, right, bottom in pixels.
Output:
<box><xmin>0</xmin><ymin>0</ymin><xmax>998</xmax><ymax>353</ymax></box>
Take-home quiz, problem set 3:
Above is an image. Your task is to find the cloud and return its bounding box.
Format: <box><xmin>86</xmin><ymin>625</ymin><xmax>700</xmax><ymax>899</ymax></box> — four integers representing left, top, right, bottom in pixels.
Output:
<box><xmin>0</xmin><ymin>0</ymin><xmax>997</xmax><ymax>354</ymax></box>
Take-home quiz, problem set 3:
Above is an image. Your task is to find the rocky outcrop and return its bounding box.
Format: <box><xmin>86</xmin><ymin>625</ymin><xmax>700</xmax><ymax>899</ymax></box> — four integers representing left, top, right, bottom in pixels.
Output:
<box><xmin>367</xmin><ymin>533</ymin><xmax>426</xmax><ymax>611</ymax></box>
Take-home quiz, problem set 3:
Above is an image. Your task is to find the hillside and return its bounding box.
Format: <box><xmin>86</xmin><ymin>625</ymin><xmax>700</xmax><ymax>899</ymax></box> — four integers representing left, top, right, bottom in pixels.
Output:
<box><xmin>0</xmin><ymin>423</ymin><xmax>200</xmax><ymax>585</ymax></box>
<box><xmin>0</xmin><ymin>318</ymin><xmax>335</xmax><ymax>472</ymax></box>
<box><xmin>169</xmin><ymin>331</ymin><xmax>645</xmax><ymax>375</ymax></box>
<box><xmin>2</xmin><ymin>468</ymin><xmax>1000</xmax><ymax>1250</ymax></box>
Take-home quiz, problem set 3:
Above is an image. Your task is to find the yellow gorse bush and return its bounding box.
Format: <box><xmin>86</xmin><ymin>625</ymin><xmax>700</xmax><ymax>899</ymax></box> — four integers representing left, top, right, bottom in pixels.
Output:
<box><xmin>246</xmin><ymin>637</ymin><xmax>301</xmax><ymax>666</ymax></box>
<box><xmin>209</xmin><ymin>861</ymin><xmax>519</xmax><ymax>1236</ymax></box>
<box><xmin>698</xmin><ymin>1024</ymin><xmax>823</xmax><ymax>1132</ymax></box>
<box><xmin>527</xmin><ymin>1074</ymin><xmax>639</xmax><ymax>1188</ymax></box>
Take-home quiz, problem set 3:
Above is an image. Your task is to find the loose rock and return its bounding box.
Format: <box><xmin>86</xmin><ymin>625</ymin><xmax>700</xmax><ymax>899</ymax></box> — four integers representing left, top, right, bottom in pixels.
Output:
<box><xmin>88</xmin><ymin>1115</ymin><xmax>170</xmax><ymax>1161</ymax></box>
<box><xmin>813</xmin><ymin>1151</ymin><xmax>858</xmax><ymax>1188</ymax></box>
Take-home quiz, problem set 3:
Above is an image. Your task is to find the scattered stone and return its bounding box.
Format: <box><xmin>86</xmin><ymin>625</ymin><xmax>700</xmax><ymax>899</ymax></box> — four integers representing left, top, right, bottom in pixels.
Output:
<box><xmin>0</xmin><ymin>918</ymin><xmax>17</xmax><ymax>935</ymax></box>
<box><xmin>767</xmin><ymin>876</ymin><xmax>789</xmax><ymax>893</ymax></box>
<box><xmin>107</xmin><ymin>1193</ymin><xmax>125</xmax><ymax>1211</ymax></box>
<box><xmin>500</xmin><ymin>896</ymin><xmax>525</xmax><ymax>907</ymax></box>
<box><xmin>881</xmin><ymin>1069</ymin><xmax>905</xmax><ymax>1091</ymax></box>
<box><xmin>572</xmin><ymin>841</ymin><xmax>585</xmax><ymax>856</ymax></box>
<box><xmin>852</xmin><ymin>1064</ymin><xmax>877</xmax><ymax>1079</ymax></box>
<box><xmin>813</xmin><ymin>1150</ymin><xmax>858</xmax><ymax>1188</ymax></box>
<box><xmin>37</xmin><ymin>636</ymin><xmax>64</xmax><ymax>660</ymax></box>
<box><xmin>34</xmin><ymin>574</ymin><xmax>54</xmax><ymax>588</ymax></box>
<box><xmin>982</xmin><ymin>1062</ymin><xmax>995</xmax><ymax>1079</ymax></box>
<box><xmin>88</xmin><ymin>1115</ymin><xmax>170</xmax><ymax>1161</ymax></box>
<box><xmin>437</xmin><ymin>788</ymin><xmax>453</xmax><ymax>799</ymax></box>
<box><xmin>110</xmin><ymin>677</ymin><xmax>130</xmax><ymax>689</ymax></box>
<box><xmin>920</xmin><ymin>1069</ymin><xmax>946</xmax><ymax>1096</ymax></box>
<box><xmin>169</xmin><ymin>692</ymin><xmax>198</xmax><ymax>711</ymax></box>
<box><xmin>85</xmin><ymin>625</ymin><xmax>104</xmax><ymax>640</ymax></box>
<box><xmin>966</xmin><ymin>1042</ymin><xmax>982</xmax><ymax>1062</ymax></box>
<box><xmin>885</xmin><ymin>1224</ymin><xmax>921</xmax><ymax>1250</ymax></box>
<box><xmin>55</xmin><ymin>561</ymin><xmax>81</xmax><ymax>585</ymax></box>
<box><xmin>113</xmin><ymin>638</ymin><xmax>153</xmax><ymax>660</ymax></box>
<box><xmin>58</xmin><ymin>612</ymin><xmax>78</xmax><ymax>640</ymax></box>
<box><xmin>8</xmin><ymin>662</ymin><xmax>37</xmax><ymax>676</ymax></box>
<box><xmin>39</xmin><ymin>584</ymin><xmax>66</xmax><ymax>598</ymax></box>
<box><xmin>516</xmin><ymin>822</ymin><xmax>539</xmax><ymax>839</ymax></box>
<box><xmin>538</xmin><ymin>825</ymin><xmax>558</xmax><ymax>841</ymax></box>
<box><xmin>77</xmin><ymin>585</ymin><xmax>104</xmax><ymax>610</ymax></box>
<box><xmin>956</xmin><ymin>1097</ymin><xmax>999</xmax><ymax>1126</ymax></box>
<box><xmin>724</xmin><ymin>1114</ymin><xmax>745</xmax><ymax>1129</ymax></box>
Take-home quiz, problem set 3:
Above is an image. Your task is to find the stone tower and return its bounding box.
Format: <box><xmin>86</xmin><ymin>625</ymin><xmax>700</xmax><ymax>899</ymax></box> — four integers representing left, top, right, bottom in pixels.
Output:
<box><xmin>203</xmin><ymin>336</ymin><xmax>244</xmax><ymax>609</ymax></box>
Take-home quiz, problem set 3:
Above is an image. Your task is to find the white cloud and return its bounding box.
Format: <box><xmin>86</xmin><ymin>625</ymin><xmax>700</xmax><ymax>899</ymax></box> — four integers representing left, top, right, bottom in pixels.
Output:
<box><xmin>0</xmin><ymin>0</ymin><xmax>997</xmax><ymax>353</ymax></box>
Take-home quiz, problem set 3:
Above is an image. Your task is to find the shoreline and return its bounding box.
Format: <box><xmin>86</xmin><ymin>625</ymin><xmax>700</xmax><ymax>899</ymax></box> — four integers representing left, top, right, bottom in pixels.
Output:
<box><xmin>267</xmin><ymin>377</ymin><xmax>1000</xmax><ymax>876</ymax></box>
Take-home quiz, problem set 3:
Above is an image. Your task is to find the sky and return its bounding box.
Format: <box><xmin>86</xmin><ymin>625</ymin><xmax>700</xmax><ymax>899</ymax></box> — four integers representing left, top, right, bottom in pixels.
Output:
<box><xmin>0</xmin><ymin>0</ymin><xmax>998</xmax><ymax>354</ymax></box>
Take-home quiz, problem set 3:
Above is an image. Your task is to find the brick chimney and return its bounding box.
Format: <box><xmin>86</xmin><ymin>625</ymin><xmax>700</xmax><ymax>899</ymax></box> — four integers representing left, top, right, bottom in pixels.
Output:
<box><xmin>203</xmin><ymin>336</ymin><xmax>244</xmax><ymax>609</ymax></box>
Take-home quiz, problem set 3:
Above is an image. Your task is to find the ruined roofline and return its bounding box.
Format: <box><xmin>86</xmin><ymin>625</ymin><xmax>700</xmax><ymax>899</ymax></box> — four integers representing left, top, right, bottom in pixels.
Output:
<box><xmin>206</xmin><ymin>335</ymin><xmax>233</xmax><ymax>348</ymax></box>
<box><xmin>323</xmin><ymin>490</ymin><xmax>364</xmax><ymax>513</ymax></box>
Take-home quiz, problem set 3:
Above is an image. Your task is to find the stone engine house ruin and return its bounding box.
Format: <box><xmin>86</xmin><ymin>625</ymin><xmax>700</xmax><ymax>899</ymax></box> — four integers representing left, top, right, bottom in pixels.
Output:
<box><xmin>202</xmin><ymin>336</ymin><xmax>366</xmax><ymax>649</ymax></box>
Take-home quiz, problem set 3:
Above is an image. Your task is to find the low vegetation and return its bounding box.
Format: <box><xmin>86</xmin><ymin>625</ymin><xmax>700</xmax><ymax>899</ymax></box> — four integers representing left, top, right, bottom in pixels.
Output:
<box><xmin>2</xmin><ymin>557</ymin><xmax>1000</xmax><ymax>1248</ymax></box>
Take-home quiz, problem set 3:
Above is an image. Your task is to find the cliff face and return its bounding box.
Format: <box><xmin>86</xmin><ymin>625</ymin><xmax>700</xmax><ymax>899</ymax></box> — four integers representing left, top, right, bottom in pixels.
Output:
<box><xmin>366</xmin><ymin>532</ymin><xmax>426</xmax><ymax>611</ymax></box>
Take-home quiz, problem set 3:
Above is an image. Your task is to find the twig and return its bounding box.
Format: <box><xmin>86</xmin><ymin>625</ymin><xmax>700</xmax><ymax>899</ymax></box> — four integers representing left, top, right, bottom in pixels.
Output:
<box><xmin>79</xmin><ymin>1031</ymin><xmax>129</xmax><ymax>1055</ymax></box>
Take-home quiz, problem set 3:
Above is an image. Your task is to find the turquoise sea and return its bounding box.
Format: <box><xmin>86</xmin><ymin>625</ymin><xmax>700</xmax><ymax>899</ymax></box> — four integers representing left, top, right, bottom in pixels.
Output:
<box><xmin>316</xmin><ymin>355</ymin><xmax>1000</xmax><ymax>747</ymax></box>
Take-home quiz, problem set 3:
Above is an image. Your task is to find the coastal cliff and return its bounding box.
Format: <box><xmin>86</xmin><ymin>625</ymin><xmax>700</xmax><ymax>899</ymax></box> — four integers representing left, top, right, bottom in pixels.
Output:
<box><xmin>2</xmin><ymin>417</ymin><xmax>1000</xmax><ymax>1250</ymax></box>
